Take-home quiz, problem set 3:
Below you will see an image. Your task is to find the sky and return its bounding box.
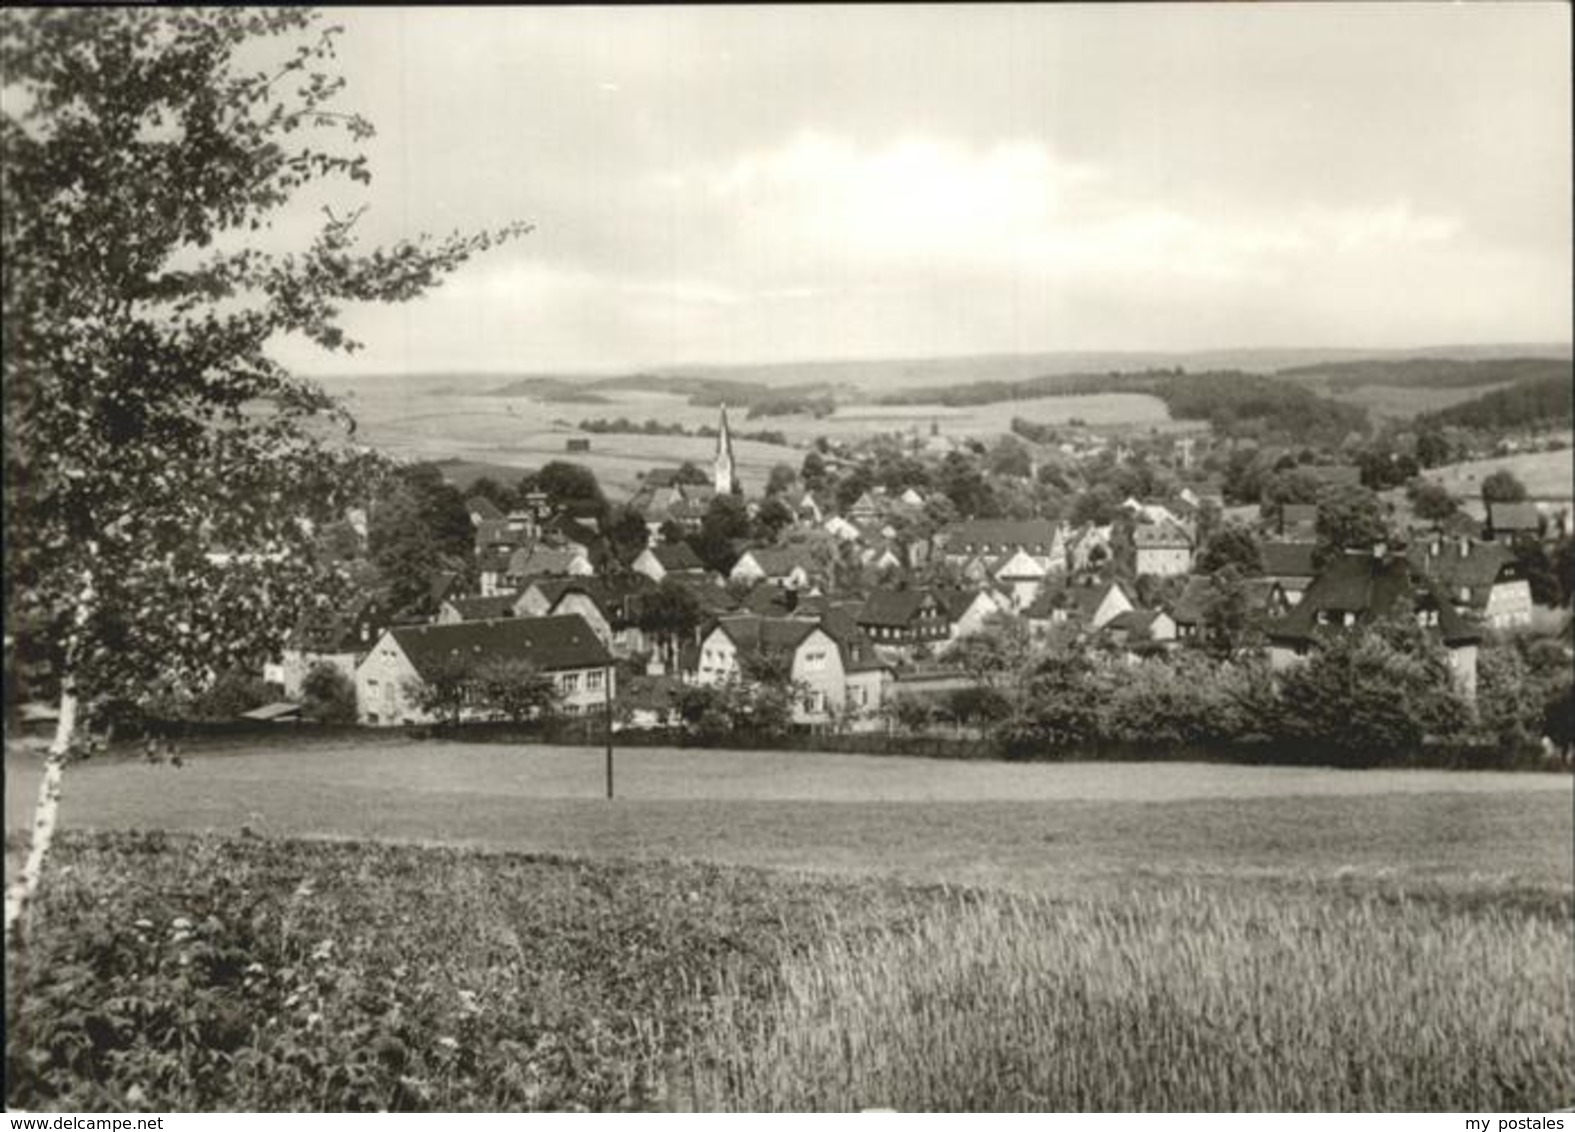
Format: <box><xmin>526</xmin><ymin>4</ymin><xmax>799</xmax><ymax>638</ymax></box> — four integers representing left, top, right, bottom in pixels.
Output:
<box><xmin>265</xmin><ymin>4</ymin><xmax>1572</xmax><ymax>376</ymax></box>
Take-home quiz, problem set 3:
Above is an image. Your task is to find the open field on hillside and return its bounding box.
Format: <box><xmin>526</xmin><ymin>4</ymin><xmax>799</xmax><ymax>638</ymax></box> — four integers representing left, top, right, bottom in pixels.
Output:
<box><xmin>1425</xmin><ymin>448</ymin><xmax>1574</xmax><ymax>501</ymax></box>
<box><xmin>318</xmin><ymin>376</ymin><xmax>1181</xmax><ymax>496</ymax></box>
<box><xmin>7</xmin><ymin>739</ymin><xmax>1570</xmax><ymax>1111</ymax></box>
<box><xmin>1327</xmin><ymin>381</ymin><xmax>1520</xmax><ymax>420</ymax></box>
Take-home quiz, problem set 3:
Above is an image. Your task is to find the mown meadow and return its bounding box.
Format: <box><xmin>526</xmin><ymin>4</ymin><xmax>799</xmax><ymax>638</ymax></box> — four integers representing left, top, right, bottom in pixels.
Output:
<box><xmin>6</xmin><ymin>828</ymin><xmax>1572</xmax><ymax>1112</ymax></box>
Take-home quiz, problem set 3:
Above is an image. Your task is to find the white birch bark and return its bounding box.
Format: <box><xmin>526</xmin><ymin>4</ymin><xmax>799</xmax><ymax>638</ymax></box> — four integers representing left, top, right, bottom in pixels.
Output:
<box><xmin>4</xmin><ymin>685</ymin><xmax>77</xmax><ymax>943</ymax></box>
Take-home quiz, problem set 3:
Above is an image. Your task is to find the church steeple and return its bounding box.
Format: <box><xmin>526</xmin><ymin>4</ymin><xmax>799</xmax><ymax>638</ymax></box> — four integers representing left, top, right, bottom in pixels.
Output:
<box><xmin>714</xmin><ymin>403</ymin><xmax>738</xmax><ymax>495</ymax></box>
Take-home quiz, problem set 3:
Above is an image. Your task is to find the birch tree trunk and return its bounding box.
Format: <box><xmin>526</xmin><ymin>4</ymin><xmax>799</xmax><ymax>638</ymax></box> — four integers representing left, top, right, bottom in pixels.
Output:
<box><xmin>4</xmin><ymin>683</ymin><xmax>78</xmax><ymax>944</ymax></box>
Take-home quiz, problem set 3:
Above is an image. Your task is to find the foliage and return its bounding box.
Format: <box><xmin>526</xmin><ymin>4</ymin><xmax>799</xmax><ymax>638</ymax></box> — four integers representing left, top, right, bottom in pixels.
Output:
<box><xmin>1480</xmin><ymin>469</ymin><xmax>1529</xmax><ymax>506</ymax></box>
<box><xmin>1474</xmin><ymin>647</ymin><xmax>1544</xmax><ymax>754</ymax></box>
<box><xmin>300</xmin><ymin>663</ymin><xmax>356</xmax><ymax>724</ymax></box>
<box><xmin>1198</xmin><ymin>566</ymin><xmax>1251</xmax><ymax>656</ymax></box>
<box><xmin>1314</xmin><ymin>484</ymin><xmax>1389</xmax><ymax>564</ymax></box>
<box><xmin>1408</xmin><ymin>480</ymin><xmax>1461</xmax><ymax>524</ymax></box>
<box><xmin>765</xmin><ymin>463</ymin><xmax>798</xmax><ymax>497</ymax></box>
<box><xmin>528</xmin><ymin>462</ymin><xmax>608</xmax><ymax>525</ymax></box>
<box><xmin>673</xmin><ymin>676</ymin><xmax>797</xmax><ymax>740</ymax></box>
<box><xmin>691</xmin><ymin>496</ymin><xmax>750</xmax><ymax>573</ymax></box>
<box><xmin>1420</xmin><ymin>371</ymin><xmax>1574</xmax><ymax>432</ymax></box>
<box><xmin>1196</xmin><ymin>527</ymin><xmax>1262</xmax><ymax>576</ymax></box>
<box><xmin>473</xmin><ymin>658</ymin><xmax>562</xmax><ymax>724</ymax></box>
<box><xmin>3</xmin><ymin>831</ymin><xmax>934</xmax><ymax>1112</ymax></box>
<box><xmin>401</xmin><ymin>654</ymin><xmax>475</xmax><ymax>728</ymax></box>
<box><xmin>1276</xmin><ymin>618</ymin><xmax>1469</xmax><ymax>764</ymax></box>
<box><xmin>190</xmin><ymin>671</ymin><xmax>275</xmax><ymax>722</ymax></box>
<box><xmin>1</xmin><ymin>7</ymin><xmax>523</xmax><ymax>734</ymax></box>
<box><xmin>942</xmin><ymin>613</ymin><xmax>1029</xmax><ymax>690</ymax></box>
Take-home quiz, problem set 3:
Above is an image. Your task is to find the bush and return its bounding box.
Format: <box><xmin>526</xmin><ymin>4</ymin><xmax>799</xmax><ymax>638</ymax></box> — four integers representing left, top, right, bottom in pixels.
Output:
<box><xmin>300</xmin><ymin>663</ymin><xmax>357</xmax><ymax>724</ymax></box>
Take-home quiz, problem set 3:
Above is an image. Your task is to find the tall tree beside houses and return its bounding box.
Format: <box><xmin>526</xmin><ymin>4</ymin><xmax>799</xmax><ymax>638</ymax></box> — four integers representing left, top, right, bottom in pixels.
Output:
<box><xmin>0</xmin><ymin>8</ymin><xmax>526</xmax><ymax>940</ymax></box>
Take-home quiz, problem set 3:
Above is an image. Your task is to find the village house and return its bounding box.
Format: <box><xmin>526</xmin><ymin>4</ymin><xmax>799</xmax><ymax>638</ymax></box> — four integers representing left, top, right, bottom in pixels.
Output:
<box><xmin>513</xmin><ymin>576</ymin><xmax>656</xmax><ymax>657</ymax></box>
<box><xmin>1484</xmin><ymin>501</ymin><xmax>1542</xmax><ymax>543</ymax></box>
<box><xmin>1265</xmin><ymin>549</ymin><xmax>1481</xmax><ymax>700</ymax></box>
<box><xmin>855</xmin><ymin>588</ymin><xmax>952</xmax><ymax>655</ymax></box>
<box><xmin>990</xmin><ymin>547</ymin><xmax>1051</xmax><ymax>608</ymax></box>
<box><xmin>730</xmin><ymin>546</ymin><xmax>816</xmax><ymax>590</ymax></box>
<box><xmin>355</xmin><ymin>615</ymin><xmax>613</xmax><ymax>726</ymax></box>
<box><xmin>691</xmin><ymin>614</ymin><xmax>890</xmax><ymax>726</ymax></box>
<box><xmin>1407</xmin><ymin>536</ymin><xmax>1532</xmax><ymax>630</ymax></box>
<box><xmin>1257</xmin><ymin>542</ymin><xmax>1318</xmax><ymax>606</ymax></box>
<box><xmin>1168</xmin><ymin>574</ymin><xmax>1290</xmax><ymax>644</ymax></box>
<box><xmin>1025</xmin><ymin>578</ymin><xmax>1134</xmax><ymax>637</ymax></box>
<box><xmin>629</xmin><ymin>541</ymin><xmax>708</xmax><ymax>584</ymax></box>
<box><xmin>465</xmin><ymin>495</ymin><xmax>504</xmax><ymax>525</ymax></box>
<box><xmin>1133</xmin><ymin>521</ymin><xmax>1194</xmax><ymax>577</ymax></box>
<box><xmin>941</xmin><ymin>519</ymin><xmax>1066</xmax><ymax>572</ymax></box>
<box><xmin>1063</xmin><ymin>523</ymin><xmax>1114</xmax><ymax>572</ymax></box>
<box><xmin>1101</xmin><ymin>608</ymin><xmax>1178</xmax><ymax>655</ymax></box>
<box><xmin>265</xmin><ymin>590</ymin><xmax>396</xmax><ymax>698</ymax></box>
<box><xmin>502</xmin><ymin>542</ymin><xmax>594</xmax><ymax>589</ymax></box>
<box><xmin>436</xmin><ymin>593</ymin><xmax>519</xmax><ymax>624</ymax></box>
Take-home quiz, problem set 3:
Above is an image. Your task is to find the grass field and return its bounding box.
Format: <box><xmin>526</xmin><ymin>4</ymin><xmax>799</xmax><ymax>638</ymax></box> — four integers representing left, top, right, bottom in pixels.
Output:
<box><xmin>1425</xmin><ymin>448</ymin><xmax>1574</xmax><ymax>502</ymax></box>
<box><xmin>7</xmin><ymin>740</ymin><xmax>1572</xmax><ymax>1111</ymax></box>
<box><xmin>316</xmin><ymin>373</ymin><xmax>1182</xmax><ymax>498</ymax></box>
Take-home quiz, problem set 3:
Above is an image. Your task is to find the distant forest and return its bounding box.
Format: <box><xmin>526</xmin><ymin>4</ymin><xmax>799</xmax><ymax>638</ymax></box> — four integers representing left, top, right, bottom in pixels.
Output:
<box><xmin>1418</xmin><ymin>373</ymin><xmax>1574</xmax><ymax>431</ymax></box>
<box><xmin>883</xmin><ymin>367</ymin><xmax>1367</xmax><ymax>443</ymax></box>
<box><xmin>1276</xmin><ymin>356</ymin><xmax>1571</xmax><ymax>391</ymax></box>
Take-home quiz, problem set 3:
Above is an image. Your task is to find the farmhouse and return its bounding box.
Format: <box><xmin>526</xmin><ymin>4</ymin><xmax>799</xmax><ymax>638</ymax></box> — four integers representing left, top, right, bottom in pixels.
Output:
<box><xmin>1257</xmin><ymin>541</ymin><xmax>1318</xmax><ymax>605</ymax></box>
<box><xmin>1134</xmin><ymin>521</ymin><xmax>1194</xmax><ymax>577</ymax></box>
<box><xmin>1407</xmin><ymin>537</ymin><xmax>1532</xmax><ymax>630</ymax></box>
<box><xmin>355</xmin><ymin>615</ymin><xmax>613</xmax><ymax>726</ymax></box>
<box><xmin>730</xmin><ymin>546</ymin><xmax>816</xmax><ymax>590</ymax></box>
<box><xmin>942</xmin><ymin>519</ymin><xmax>1065</xmax><ymax>571</ymax></box>
<box><xmin>630</xmin><ymin>541</ymin><xmax>708</xmax><ymax>583</ymax></box>
<box><xmin>265</xmin><ymin>590</ymin><xmax>396</xmax><ymax>698</ymax></box>
<box><xmin>1265</xmin><ymin>549</ymin><xmax>1481</xmax><ymax>700</ymax></box>
<box><xmin>436</xmin><ymin>593</ymin><xmax>519</xmax><ymax>624</ymax></box>
<box><xmin>856</xmin><ymin>588</ymin><xmax>952</xmax><ymax>652</ymax></box>
<box><xmin>692</xmin><ymin>614</ymin><xmax>890</xmax><ymax>725</ymax></box>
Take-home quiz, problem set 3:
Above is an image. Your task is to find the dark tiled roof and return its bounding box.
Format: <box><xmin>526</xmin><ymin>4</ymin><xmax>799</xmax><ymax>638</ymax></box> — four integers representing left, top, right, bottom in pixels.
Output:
<box><xmin>466</xmin><ymin>496</ymin><xmax>504</xmax><ymax>521</ymax></box>
<box><xmin>1259</xmin><ymin>542</ymin><xmax>1317</xmax><ymax>578</ymax></box>
<box><xmin>740</xmin><ymin>546</ymin><xmax>814</xmax><ymax>576</ymax></box>
<box><xmin>1267</xmin><ymin>552</ymin><xmax>1480</xmax><ymax>647</ymax></box>
<box><xmin>1281</xmin><ymin>504</ymin><xmax>1319</xmax><ymax>526</ymax></box>
<box><xmin>1487</xmin><ymin>502</ymin><xmax>1541</xmax><ymax>533</ymax></box>
<box><xmin>1407</xmin><ymin>539</ymin><xmax>1516</xmax><ymax>591</ymax></box>
<box><xmin>651</xmin><ymin>543</ymin><xmax>704</xmax><ymax>571</ymax></box>
<box><xmin>392</xmin><ymin>615</ymin><xmax>610</xmax><ymax>679</ymax></box>
<box><xmin>1306</xmin><ymin>465</ymin><xmax>1362</xmax><ymax>486</ymax></box>
<box><xmin>1133</xmin><ymin>521</ymin><xmax>1192</xmax><ymax>548</ymax></box>
<box><xmin>444</xmin><ymin>594</ymin><xmax>519</xmax><ymax>621</ymax></box>
<box><xmin>1168</xmin><ymin>575</ymin><xmax>1213</xmax><ymax>627</ymax></box>
<box><xmin>856</xmin><ymin>589</ymin><xmax>932</xmax><ymax>627</ymax></box>
<box><xmin>712</xmin><ymin>615</ymin><xmax>820</xmax><ymax>654</ymax></box>
<box><xmin>944</xmin><ymin>519</ymin><xmax>1060</xmax><ymax>552</ymax></box>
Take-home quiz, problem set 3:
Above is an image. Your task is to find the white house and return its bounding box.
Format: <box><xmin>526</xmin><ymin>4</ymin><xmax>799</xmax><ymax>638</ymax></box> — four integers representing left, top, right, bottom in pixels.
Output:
<box><xmin>355</xmin><ymin>614</ymin><xmax>614</xmax><ymax>726</ymax></box>
<box><xmin>1134</xmin><ymin>522</ymin><xmax>1194</xmax><ymax>577</ymax></box>
<box><xmin>630</xmin><ymin>542</ymin><xmax>707</xmax><ymax>584</ymax></box>
<box><xmin>730</xmin><ymin>546</ymin><xmax>814</xmax><ymax>590</ymax></box>
<box><xmin>692</xmin><ymin>615</ymin><xmax>889</xmax><ymax>727</ymax></box>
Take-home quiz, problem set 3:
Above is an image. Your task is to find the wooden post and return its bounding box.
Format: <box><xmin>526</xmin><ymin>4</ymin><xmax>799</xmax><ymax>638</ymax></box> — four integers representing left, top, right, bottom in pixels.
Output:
<box><xmin>604</xmin><ymin>661</ymin><xmax>614</xmax><ymax>799</ymax></box>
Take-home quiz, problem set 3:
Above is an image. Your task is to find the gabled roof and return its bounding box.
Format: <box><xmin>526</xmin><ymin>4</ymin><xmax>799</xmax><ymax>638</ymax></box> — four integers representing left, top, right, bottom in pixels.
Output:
<box><xmin>1259</xmin><ymin>541</ymin><xmax>1317</xmax><ymax>578</ymax></box>
<box><xmin>1305</xmin><ymin>464</ymin><xmax>1362</xmax><ymax>487</ymax></box>
<box><xmin>649</xmin><ymin>542</ymin><xmax>704</xmax><ymax>571</ymax></box>
<box><xmin>1487</xmin><ymin>502</ymin><xmax>1541</xmax><ymax>533</ymax></box>
<box><xmin>1105</xmin><ymin>608</ymin><xmax>1166</xmax><ymax>640</ymax></box>
<box><xmin>1168</xmin><ymin>575</ymin><xmax>1213</xmax><ymax>627</ymax></box>
<box><xmin>944</xmin><ymin>519</ymin><xmax>1061</xmax><ymax>551</ymax></box>
<box><xmin>391</xmin><ymin>615</ymin><xmax>611</xmax><ymax>679</ymax></box>
<box><xmin>737</xmin><ymin>546</ymin><xmax>814</xmax><ymax>577</ymax></box>
<box><xmin>1267</xmin><ymin>552</ymin><xmax>1480</xmax><ymax>647</ymax></box>
<box><xmin>1281</xmin><ymin>504</ymin><xmax>1319</xmax><ymax>527</ymax></box>
<box><xmin>709</xmin><ymin>615</ymin><xmax>821</xmax><ymax>654</ymax></box>
<box><xmin>1407</xmin><ymin>539</ymin><xmax>1517</xmax><ymax>591</ymax></box>
<box><xmin>1134</xmin><ymin>521</ymin><xmax>1192</xmax><ymax>549</ymax></box>
<box><xmin>856</xmin><ymin>588</ymin><xmax>939</xmax><ymax>627</ymax></box>
<box><xmin>444</xmin><ymin>594</ymin><xmax>520</xmax><ymax>621</ymax></box>
<box><xmin>466</xmin><ymin>496</ymin><xmax>505</xmax><ymax>522</ymax></box>
<box><xmin>506</xmin><ymin>545</ymin><xmax>585</xmax><ymax>578</ymax></box>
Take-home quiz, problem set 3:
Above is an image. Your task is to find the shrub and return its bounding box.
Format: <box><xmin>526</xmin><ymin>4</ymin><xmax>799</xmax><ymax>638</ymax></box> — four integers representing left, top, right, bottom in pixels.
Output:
<box><xmin>300</xmin><ymin>663</ymin><xmax>357</xmax><ymax>724</ymax></box>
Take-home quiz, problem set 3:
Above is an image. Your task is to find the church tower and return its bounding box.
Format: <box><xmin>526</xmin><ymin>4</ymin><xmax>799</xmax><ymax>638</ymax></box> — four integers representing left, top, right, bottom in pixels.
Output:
<box><xmin>714</xmin><ymin>403</ymin><xmax>738</xmax><ymax>495</ymax></box>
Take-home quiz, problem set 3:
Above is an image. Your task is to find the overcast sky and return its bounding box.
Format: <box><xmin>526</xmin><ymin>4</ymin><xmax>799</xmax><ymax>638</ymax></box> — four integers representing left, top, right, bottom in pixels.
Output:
<box><xmin>271</xmin><ymin>4</ymin><xmax>1571</xmax><ymax>376</ymax></box>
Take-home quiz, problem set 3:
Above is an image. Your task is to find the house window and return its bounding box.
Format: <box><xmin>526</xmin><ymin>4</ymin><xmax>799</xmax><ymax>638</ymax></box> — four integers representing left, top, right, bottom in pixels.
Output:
<box><xmin>586</xmin><ymin>668</ymin><xmax>605</xmax><ymax>692</ymax></box>
<box><xmin>561</xmin><ymin>672</ymin><xmax>581</xmax><ymax>694</ymax></box>
<box><xmin>804</xmin><ymin>650</ymin><xmax>827</xmax><ymax>670</ymax></box>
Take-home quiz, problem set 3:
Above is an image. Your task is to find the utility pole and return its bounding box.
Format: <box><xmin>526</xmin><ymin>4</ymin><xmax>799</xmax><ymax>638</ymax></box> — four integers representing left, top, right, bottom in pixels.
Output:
<box><xmin>604</xmin><ymin>661</ymin><xmax>614</xmax><ymax>799</ymax></box>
